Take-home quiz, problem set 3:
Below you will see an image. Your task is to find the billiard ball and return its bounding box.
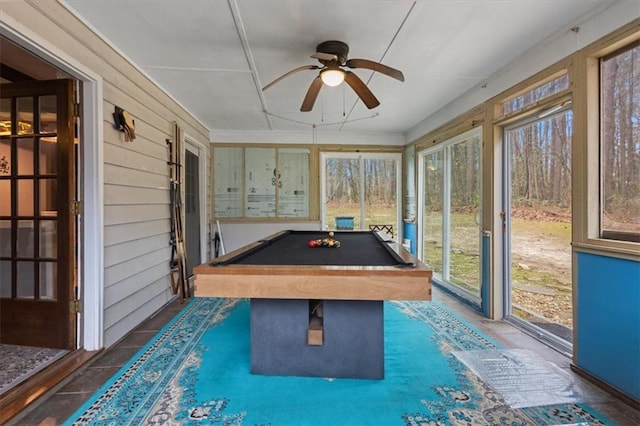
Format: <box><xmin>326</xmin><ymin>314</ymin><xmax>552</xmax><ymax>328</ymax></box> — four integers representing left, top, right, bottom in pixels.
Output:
<box><xmin>308</xmin><ymin>240</ymin><xmax>317</xmax><ymax>248</ymax></box>
<box><xmin>329</xmin><ymin>231</ymin><xmax>334</xmax><ymax>237</ymax></box>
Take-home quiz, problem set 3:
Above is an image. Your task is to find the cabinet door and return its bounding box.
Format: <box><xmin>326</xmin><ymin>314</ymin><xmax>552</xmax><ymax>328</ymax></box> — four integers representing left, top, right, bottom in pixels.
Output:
<box><xmin>278</xmin><ymin>148</ymin><xmax>309</xmax><ymax>218</ymax></box>
<box><xmin>213</xmin><ymin>147</ymin><xmax>243</xmax><ymax>218</ymax></box>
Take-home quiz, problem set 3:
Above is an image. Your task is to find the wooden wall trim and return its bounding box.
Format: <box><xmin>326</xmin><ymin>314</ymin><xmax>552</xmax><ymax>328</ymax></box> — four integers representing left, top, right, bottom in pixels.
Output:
<box><xmin>413</xmin><ymin>105</ymin><xmax>484</xmax><ymax>151</ymax></box>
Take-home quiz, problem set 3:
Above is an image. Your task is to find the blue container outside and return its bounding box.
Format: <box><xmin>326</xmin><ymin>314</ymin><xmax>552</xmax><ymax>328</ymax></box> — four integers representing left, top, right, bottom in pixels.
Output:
<box><xmin>403</xmin><ymin>220</ymin><xmax>416</xmax><ymax>255</ymax></box>
<box><xmin>335</xmin><ymin>216</ymin><xmax>355</xmax><ymax>230</ymax></box>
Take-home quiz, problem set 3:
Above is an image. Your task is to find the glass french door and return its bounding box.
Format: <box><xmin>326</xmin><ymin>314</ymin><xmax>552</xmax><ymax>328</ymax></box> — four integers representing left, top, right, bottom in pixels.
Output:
<box><xmin>418</xmin><ymin>129</ymin><xmax>482</xmax><ymax>301</ymax></box>
<box><xmin>321</xmin><ymin>153</ymin><xmax>401</xmax><ymax>236</ymax></box>
<box><xmin>503</xmin><ymin>104</ymin><xmax>573</xmax><ymax>347</ymax></box>
<box><xmin>0</xmin><ymin>79</ymin><xmax>77</xmax><ymax>349</ymax></box>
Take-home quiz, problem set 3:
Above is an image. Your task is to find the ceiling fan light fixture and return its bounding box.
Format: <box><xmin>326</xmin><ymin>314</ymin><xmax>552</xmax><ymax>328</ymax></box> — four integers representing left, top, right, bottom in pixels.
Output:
<box><xmin>320</xmin><ymin>68</ymin><xmax>345</xmax><ymax>87</ymax></box>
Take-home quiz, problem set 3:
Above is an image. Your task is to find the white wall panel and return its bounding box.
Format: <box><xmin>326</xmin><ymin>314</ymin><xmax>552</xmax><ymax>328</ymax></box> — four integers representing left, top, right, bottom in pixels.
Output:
<box><xmin>104</xmin><ymin>264</ymin><xmax>169</xmax><ymax>316</ymax></box>
<box><xmin>104</xmin><ymin>219</ymin><xmax>168</xmax><ymax>246</ymax></box>
<box><xmin>103</xmin><ymin>278</ymin><xmax>174</xmax><ymax>346</ymax></box>
<box><xmin>104</xmin><ymin>247</ymin><xmax>168</xmax><ymax>285</ymax></box>
<box><xmin>104</xmin><ymin>164</ymin><xmax>167</xmax><ymax>189</ymax></box>
<box><xmin>104</xmin><ymin>144</ymin><xmax>168</xmax><ymax>177</ymax></box>
<box><xmin>104</xmin><ymin>234</ymin><xmax>167</xmax><ymax>266</ymax></box>
<box><xmin>104</xmin><ymin>185</ymin><xmax>167</xmax><ymax>206</ymax></box>
<box><xmin>104</xmin><ymin>205</ymin><xmax>169</xmax><ymax>226</ymax></box>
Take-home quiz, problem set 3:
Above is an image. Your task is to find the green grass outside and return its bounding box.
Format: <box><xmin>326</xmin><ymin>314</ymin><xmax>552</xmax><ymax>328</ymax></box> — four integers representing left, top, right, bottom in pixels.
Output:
<box><xmin>325</xmin><ymin>203</ymin><xmax>397</xmax><ymax>234</ymax></box>
<box><xmin>327</xmin><ymin>204</ymin><xmax>573</xmax><ymax>328</ymax></box>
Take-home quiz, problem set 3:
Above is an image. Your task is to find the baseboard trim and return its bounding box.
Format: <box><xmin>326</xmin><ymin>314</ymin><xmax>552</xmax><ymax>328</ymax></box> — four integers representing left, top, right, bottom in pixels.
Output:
<box><xmin>570</xmin><ymin>363</ymin><xmax>640</xmax><ymax>410</ymax></box>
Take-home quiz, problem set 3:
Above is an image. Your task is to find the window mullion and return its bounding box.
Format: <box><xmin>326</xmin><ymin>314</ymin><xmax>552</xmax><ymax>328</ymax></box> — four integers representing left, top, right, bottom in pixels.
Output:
<box><xmin>443</xmin><ymin>146</ymin><xmax>452</xmax><ymax>281</ymax></box>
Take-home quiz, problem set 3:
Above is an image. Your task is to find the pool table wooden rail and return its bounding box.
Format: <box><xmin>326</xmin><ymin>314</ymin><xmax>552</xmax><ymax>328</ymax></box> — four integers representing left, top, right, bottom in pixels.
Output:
<box><xmin>193</xmin><ymin>231</ymin><xmax>432</xmax><ymax>301</ymax></box>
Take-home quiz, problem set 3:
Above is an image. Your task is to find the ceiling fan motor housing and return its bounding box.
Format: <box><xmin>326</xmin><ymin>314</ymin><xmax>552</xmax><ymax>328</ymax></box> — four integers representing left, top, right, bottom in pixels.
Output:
<box><xmin>316</xmin><ymin>40</ymin><xmax>349</xmax><ymax>65</ymax></box>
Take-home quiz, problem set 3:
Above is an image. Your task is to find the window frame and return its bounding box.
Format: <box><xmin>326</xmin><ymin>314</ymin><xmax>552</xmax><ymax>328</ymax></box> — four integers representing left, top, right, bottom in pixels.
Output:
<box><xmin>598</xmin><ymin>40</ymin><xmax>640</xmax><ymax>244</ymax></box>
<box><xmin>575</xmin><ymin>24</ymin><xmax>640</xmax><ymax>255</ymax></box>
<box><xmin>319</xmin><ymin>151</ymin><xmax>402</xmax><ymax>234</ymax></box>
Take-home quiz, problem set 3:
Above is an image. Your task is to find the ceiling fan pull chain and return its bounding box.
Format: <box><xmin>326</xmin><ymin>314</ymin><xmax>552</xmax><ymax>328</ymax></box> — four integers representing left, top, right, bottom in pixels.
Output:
<box><xmin>343</xmin><ymin>85</ymin><xmax>346</xmax><ymax>117</ymax></box>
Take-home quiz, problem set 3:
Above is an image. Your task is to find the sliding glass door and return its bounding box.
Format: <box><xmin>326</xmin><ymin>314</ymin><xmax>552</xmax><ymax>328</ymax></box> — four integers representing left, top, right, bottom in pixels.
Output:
<box><xmin>503</xmin><ymin>105</ymin><xmax>573</xmax><ymax>348</ymax></box>
<box><xmin>321</xmin><ymin>152</ymin><xmax>401</xmax><ymax>236</ymax></box>
<box><xmin>418</xmin><ymin>129</ymin><xmax>482</xmax><ymax>302</ymax></box>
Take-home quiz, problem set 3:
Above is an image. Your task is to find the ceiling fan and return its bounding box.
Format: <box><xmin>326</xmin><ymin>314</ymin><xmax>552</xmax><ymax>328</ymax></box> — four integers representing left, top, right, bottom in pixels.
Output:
<box><xmin>262</xmin><ymin>40</ymin><xmax>405</xmax><ymax>112</ymax></box>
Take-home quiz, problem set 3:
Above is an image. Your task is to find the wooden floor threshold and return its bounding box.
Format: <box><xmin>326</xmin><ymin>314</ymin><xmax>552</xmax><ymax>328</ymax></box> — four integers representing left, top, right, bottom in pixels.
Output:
<box><xmin>0</xmin><ymin>348</ymin><xmax>100</xmax><ymax>424</ymax></box>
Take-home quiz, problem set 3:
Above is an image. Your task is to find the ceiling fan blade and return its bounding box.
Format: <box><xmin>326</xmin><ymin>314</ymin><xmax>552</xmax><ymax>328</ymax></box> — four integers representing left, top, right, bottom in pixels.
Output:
<box><xmin>300</xmin><ymin>76</ymin><xmax>323</xmax><ymax>112</ymax></box>
<box><xmin>262</xmin><ymin>65</ymin><xmax>320</xmax><ymax>91</ymax></box>
<box><xmin>311</xmin><ymin>52</ymin><xmax>338</xmax><ymax>62</ymax></box>
<box><xmin>345</xmin><ymin>58</ymin><xmax>405</xmax><ymax>82</ymax></box>
<box><xmin>343</xmin><ymin>71</ymin><xmax>380</xmax><ymax>109</ymax></box>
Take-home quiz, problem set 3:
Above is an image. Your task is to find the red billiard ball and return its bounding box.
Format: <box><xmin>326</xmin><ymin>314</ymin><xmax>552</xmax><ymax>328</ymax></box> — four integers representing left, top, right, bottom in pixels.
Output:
<box><xmin>308</xmin><ymin>240</ymin><xmax>317</xmax><ymax>248</ymax></box>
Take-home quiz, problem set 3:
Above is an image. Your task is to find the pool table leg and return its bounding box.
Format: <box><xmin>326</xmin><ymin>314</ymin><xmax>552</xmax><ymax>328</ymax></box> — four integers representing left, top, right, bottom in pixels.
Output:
<box><xmin>250</xmin><ymin>298</ymin><xmax>384</xmax><ymax>379</ymax></box>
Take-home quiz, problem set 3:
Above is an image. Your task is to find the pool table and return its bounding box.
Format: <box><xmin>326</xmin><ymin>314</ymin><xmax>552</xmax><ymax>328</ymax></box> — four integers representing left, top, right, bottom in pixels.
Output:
<box><xmin>193</xmin><ymin>230</ymin><xmax>432</xmax><ymax>379</ymax></box>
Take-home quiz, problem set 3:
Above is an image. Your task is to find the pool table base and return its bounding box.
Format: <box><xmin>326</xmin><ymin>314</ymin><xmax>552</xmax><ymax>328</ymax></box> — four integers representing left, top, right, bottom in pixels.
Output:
<box><xmin>251</xmin><ymin>299</ymin><xmax>384</xmax><ymax>379</ymax></box>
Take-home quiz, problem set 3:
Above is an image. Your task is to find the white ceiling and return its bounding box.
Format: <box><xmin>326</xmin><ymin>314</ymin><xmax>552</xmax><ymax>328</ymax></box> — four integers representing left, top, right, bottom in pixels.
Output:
<box><xmin>62</xmin><ymin>0</ymin><xmax>611</xmax><ymax>139</ymax></box>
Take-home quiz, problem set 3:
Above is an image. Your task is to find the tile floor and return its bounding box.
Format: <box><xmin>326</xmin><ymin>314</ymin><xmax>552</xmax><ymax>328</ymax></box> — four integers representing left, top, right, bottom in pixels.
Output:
<box><xmin>7</xmin><ymin>288</ymin><xmax>640</xmax><ymax>425</ymax></box>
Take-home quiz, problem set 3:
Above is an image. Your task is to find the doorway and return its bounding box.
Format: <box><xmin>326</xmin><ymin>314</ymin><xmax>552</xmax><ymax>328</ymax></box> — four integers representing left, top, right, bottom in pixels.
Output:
<box><xmin>502</xmin><ymin>102</ymin><xmax>573</xmax><ymax>350</ymax></box>
<box><xmin>0</xmin><ymin>23</ymin><xmax>103</xmax><ymax>420</ymax></box>
<box><xmin>184</xmin><ymin>148</ymin><xmax>201</xmax><ymax>276</ymax></box>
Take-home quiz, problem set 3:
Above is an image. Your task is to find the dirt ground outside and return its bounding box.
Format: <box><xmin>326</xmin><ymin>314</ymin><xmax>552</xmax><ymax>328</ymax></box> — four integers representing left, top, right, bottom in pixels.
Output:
<box><xmin>441</xmin><ymin>206</ymin><xmax>574</xmax><ymax>329</ymax></box>
<box><xmin>509</xmin><ymin>206</ymin><xmax>573</xmax><ymax>328</ymax></box>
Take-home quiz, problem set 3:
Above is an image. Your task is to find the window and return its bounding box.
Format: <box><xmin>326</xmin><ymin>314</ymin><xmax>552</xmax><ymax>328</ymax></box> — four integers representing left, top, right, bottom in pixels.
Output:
<box><xmin>320</xmin><ymin>152</ymin><xmax>401</xmax><ymax>234</ymax></box>
<box><xmin>600</xmin><ymin>42</ymin><xmax>640</xmax><ymax>242</ymax></box>
<box><xmin>501</xmin><ymin>72</ymin><xmax>569</xmax><ymax>117</ymax></box>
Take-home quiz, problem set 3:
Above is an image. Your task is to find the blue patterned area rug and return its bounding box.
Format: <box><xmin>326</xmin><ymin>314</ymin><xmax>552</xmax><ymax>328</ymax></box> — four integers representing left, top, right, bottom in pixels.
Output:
<box><xmin>65</xmin><ymin>298</ymin><xmax>611</xmax><ymax>425</ymax></box>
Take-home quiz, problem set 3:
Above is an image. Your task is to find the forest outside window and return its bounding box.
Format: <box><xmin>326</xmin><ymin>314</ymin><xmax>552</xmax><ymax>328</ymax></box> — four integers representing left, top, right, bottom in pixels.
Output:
<box><xmin>600</xmin><ymin>41</ymin><xmax>640</xmax><ymax>243</ymax></box>
<box><xmin>418</xmin><ymin>128</ymin><xmax>482</xmax><ymax>299</ymax></box>
<box><xmin>500</xmin><ymin>71</ymin><xmax>569</xmax><ymax>118</ymax></box>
